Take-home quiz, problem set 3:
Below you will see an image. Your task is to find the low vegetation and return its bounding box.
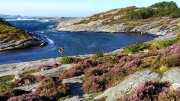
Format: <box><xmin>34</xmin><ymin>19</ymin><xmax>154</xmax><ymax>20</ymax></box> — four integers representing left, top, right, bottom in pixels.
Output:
<box><xmin>119</xmin><ymin>81</ymin><xmax>180</xmax><ymax>101</ymax></box>
<box><xmin>0</xmin><ymin>17</ymin><xmax>32</xmax><ymax>41</ymax></box>
<box><xmin>74</xmin><ymin>1</ymin><xmax>180</xmax><ymax>28</ymax></box>
<box><xmin>58</xmin><ymin>33</ymin><xmax>180</xmax><ymax>94</ymax></box>
<box><xmin>0</xmin><ymin>1</ymin><xmax>180</xmax><ymax>100</ymax></box>
<box><xmin>123</xmin><ymin>34</ymin><xmax>180</xmax><ymax>54</ymax></box>
<box><xmin>0</xmin><ymin>75</ymin><xmax>15</xmax><ymax>82</ymax></box>
<box><xmin>35</xmin><ymin>77</ymin><xmax>70</xmax><ymax>100</ymax></box>
<box><xmin>61</xmin><ymin>56</ymin><xmax>73</xmax><ymax>64</ymax></box>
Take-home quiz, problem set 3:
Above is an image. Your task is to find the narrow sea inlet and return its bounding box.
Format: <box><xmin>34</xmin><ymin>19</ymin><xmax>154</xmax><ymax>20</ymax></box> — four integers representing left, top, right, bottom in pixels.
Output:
<box><xmin>0</xmin><ymin>19</ymin><xmax>153</xmax><ymax>65</ymax></box>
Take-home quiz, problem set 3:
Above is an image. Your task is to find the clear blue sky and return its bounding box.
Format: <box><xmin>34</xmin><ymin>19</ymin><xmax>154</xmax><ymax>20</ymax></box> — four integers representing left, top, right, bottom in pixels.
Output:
<box><xmin>0</xmin><ymin>0</ymin><xmax>180</xmax><ymax>17</ymax></box>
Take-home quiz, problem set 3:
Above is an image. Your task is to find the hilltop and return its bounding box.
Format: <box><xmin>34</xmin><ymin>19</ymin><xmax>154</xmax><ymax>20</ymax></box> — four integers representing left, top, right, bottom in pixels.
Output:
<box><xmin>55</xmin><ymin>1</ymin><xmax>180</xmax><ymax>40</ymax></box>
<box><xmin>0</xmin><ymin>18</ymin><xmax>47</xmax><ymax>52</ymax></box>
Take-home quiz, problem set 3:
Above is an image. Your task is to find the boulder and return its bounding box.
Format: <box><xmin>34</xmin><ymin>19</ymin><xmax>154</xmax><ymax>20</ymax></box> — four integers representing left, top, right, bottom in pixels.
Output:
<box><xmin>94</xmin><ymin>69</ymin><xmax>161</xmax><ymax>101</ymax></box>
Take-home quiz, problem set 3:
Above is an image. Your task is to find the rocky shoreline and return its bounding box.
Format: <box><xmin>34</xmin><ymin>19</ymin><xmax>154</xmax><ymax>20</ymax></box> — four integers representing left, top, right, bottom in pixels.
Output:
<box><xmin>0</xmin><ymin>35</ymin><xmax>47</xmax><ymax>52</ymax></box>
<box><xmin>0</xmin><ymin>34</ymin><xmax>47</xmax><ymax>52</ymax></box>
<box><xmin>55</xmin><ymin>11</ymin><xmax>180</xmax><ymax>41</ymax></box>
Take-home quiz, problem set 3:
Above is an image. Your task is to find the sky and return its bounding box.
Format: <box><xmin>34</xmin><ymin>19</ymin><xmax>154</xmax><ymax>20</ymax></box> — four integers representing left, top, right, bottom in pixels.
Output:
<box><xmin>0</xmin><ymin>0</ymin><xmax>180</xmax><ymax>17</ymax></box>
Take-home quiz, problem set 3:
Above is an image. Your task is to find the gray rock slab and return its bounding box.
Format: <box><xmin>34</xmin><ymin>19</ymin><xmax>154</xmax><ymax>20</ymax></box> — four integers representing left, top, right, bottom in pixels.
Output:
<box><xmin>32</xmin><ymin>64</ymin><xmax>73</xmax><ymax>76</ymax></box>
<box><xmin>161</xmin><ymin>68</ymin><xmax>180</xmax><ymax>84</ymax></box>
<box><xmin>63</xmin><ymin>96</ymin><xmax>84</xmax><ymax>101</ymax></box>
<box><xmin>15</xmin><ymin>83</ymin><xmax>41</xmax><ymax>92</ymax></box>
<box><xmin>94</xmin><ymin>69</ymin><xmax>161</xmax><ymax>101</ymax></box>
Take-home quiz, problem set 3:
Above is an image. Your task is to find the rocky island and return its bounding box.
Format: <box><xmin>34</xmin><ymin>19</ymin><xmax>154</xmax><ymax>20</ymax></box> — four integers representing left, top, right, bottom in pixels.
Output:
<box><xmin>0</xmin><ymin>18</ymin><xmax>47</xmax><ymax>52</ymax></box>
<box><xmin>55</xmin><ymin>1</ymin><xmax>180</xmax><ymax>41</ymax></box>
<box><xmin>0</xmin><ymin>1</ymin><xmax>180</xmax><ymax>101</ymax></box>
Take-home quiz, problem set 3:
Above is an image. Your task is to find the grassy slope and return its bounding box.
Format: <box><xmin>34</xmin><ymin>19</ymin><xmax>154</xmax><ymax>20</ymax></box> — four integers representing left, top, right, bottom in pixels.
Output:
<box><xmin>74</xmin><ymin>1</ymin><xmax>180</xmax><ymax>32</ymax></box>
<box><xmin>0</xmin><ymin>18</ymin><xmax>32</xmax><ymax>42</ymax></box>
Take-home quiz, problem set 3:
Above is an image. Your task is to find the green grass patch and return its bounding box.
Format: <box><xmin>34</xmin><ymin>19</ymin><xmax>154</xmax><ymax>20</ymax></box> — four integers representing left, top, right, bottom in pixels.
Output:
<box><xmin>150</xmin><ymin>37</ymin><xmax>180</xmax><ymax>49</ymax></box>
<box><xmin>0</xmin><ymin>75</ymin><xmax>15</xmax><ymax>82</ymax></box>
<box><xmin>0</xmin><ymin>18</ymin><xmax>32</xmax><ymax>42</ymax></box>
<box><xmin>0</xmin><ymin>82</ymin><xmax>13</xmax><ymax>90</ymax></box>
<box><xmin>123</xmin><ymin>43</ymin><xmax>150</xmax><ymax>54</ymax></box>
<box><xmin>61</xmin><ymin>56</ymin><xmax>73</xmax><ymax>64</ymax></box>
<box><xmin>22</xmin><ymin>70</ymin><xmax>41</xmax><ymax>75</ymax></box>
<box><xmin>58</xmin><ymin>95</ymin><xmax>71</xmax><ymax>101</ymax></box>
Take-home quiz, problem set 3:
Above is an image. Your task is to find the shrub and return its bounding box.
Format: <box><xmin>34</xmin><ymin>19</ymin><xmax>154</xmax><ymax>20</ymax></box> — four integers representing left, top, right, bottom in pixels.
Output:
<box><xmin>0</xmin><ymin>82</ymin><xmax>13</xmax><ymax>90</ymax></box>
<box><xmin>7</xmin><ymin>93</ymin><xmax>50</xmax><ymax>101</ymax></box>
<box><xmin>82</xmin><ymin>76</ymin><xmax>104</xmax><ymax>93</ymax></box>
<box><xmin>13</xmin><ymin>75</ymin><xmax>44</xmax><ymax>86</ymax></box>
<box><xmin>123</xmin><ymin>43</ymin><xmax>150</xmax><ymax>54</ymax></box>
<box><xmin>35</xmin><ymin>77</ymin><xmax>70</xmax><ymax>100</ymax></box>
<box><xmin>158</xmin><ymin>89</ymin><xmax>180</xmax><ymax>101</ymax></box>
<box><xmin>0</xmin><ymin>89</ymin><xmax>28</xmax><ymax>101</ymax></box>
<box><xmin>61</xmin><ymin>56</ymin><xmax>73</xmax><ymax>64</ymax></box>
<box><xmin>121</xmin><ymin>81</ymin><xmax>171</xmax><ymax>101</ymax></box>
<box><xmin>150</xmin><ymin>38</ymin><xmax>180</xmax><ymax>49</ymax></box>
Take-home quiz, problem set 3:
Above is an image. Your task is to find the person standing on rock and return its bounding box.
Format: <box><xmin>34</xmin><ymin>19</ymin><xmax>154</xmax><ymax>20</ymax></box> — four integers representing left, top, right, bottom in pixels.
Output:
<box><xmin>58</xmin><ymin>47</ymin><xmax>64</xmax><ymax>57</ymax></box>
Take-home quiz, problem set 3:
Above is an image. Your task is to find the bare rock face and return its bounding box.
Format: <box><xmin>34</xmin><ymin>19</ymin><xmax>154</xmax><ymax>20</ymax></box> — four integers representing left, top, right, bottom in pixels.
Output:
<box><xmin>94</xmin><ymin>69</ymin><xmax>161</xmax><ymax>101</ymax></box>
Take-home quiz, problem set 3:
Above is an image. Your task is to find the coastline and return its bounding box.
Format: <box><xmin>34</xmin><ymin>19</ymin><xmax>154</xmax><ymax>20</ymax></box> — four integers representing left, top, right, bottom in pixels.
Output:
<box><xmin>0</xmin><ymin>31</ymin><xmax>174</xmax><ymax>69</ymax></box>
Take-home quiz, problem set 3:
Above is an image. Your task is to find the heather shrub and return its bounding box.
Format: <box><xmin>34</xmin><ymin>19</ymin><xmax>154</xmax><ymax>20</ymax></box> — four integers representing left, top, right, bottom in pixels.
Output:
<box><xmin>13</xmin><ymin>75</ymin><xmax>44</xmax><ymax>86</ymax></box>
<box><xmin>58</xmin><ymin>60</ymin><xmax>98</xmax><ymax>80</ymax></box>
<box><xmin>82</xmin><ymin>76</ymin><xmax>105</xmax><ymax>93</ymax></box>
<box><xmin>121</xmin><ymin>81</ymin><xmax>171</xmax><ymax>101</ymax></box>
<box><xmin>159</xmin><ymin>43</ymin><xmax>180</xmax><ymax>67</ymax></box>
<box><xmin>61</xmin><ymin>56</ymin><xmax>73</xmax><ymax>64</ymax></box>
<box><xmin>35</xmin><ymin>77</ymin><xmax>70</xmax><ymax>100</ymax></box>
<box><xmin>7</xmin><ymin>93</ymin><xmax>50</xmax><ymax>101</ymax></box>
<box><xmin>158</xmin><ymin>89</ymin><xmax>180</xmax><ymax>101</ymax></box>
<box><xmin>0</xmin><ymin>89</ymin><xmax>28</xmax><ymax>101</ymax></box>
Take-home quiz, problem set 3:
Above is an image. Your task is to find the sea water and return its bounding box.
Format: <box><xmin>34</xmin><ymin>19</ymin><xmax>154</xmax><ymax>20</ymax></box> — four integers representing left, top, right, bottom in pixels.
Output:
<box><xmin>0</xmin><ymin>19</ymin><xmax>153</xmax><ymax>65</ymax></box>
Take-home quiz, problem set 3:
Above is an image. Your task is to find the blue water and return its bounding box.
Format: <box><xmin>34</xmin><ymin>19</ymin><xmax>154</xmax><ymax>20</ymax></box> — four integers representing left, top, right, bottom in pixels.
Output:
<box><xmin>0</xmin><ymin>19</ymin><xmax>153</xmax><ymax>65</ymax></box>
